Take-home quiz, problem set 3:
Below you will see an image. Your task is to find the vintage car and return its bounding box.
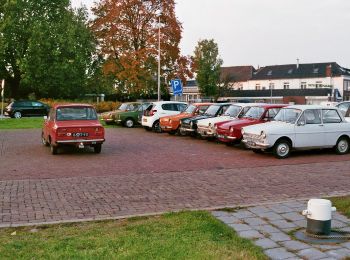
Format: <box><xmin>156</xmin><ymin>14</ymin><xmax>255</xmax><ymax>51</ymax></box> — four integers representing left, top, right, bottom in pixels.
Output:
<box><xmin>216</xmin><ymin>104</ymin><xmax>286</xmax><ymax>144</ymax></box>
<box><xmin>159</xmin><ymin>103</ymin><xmax>211</xmax><ymax>134</ymax></box>
<box><xmin>336</xmin><ymin>101</ymin><xmax>350</xmax><ymax>122</ymax></box>
<box><xmin>42</xmin><ymin>104</ymin><xmax>105</xmax><ymax>155</ymax></box>
<box><xmin>196</xmin><ymin>103</ymin><xmax>254</xmax><ymax>138</ymax></box>
<box><xmin>113</xmin><ymin>102</ymin><xmax>150</xmax><ymax>128</ymax></box>
<box><xmin>242</xmin><ymin>105</ymin><xmax>350</xmax><ymax>158</ymax></box>
<box><xmin>180</xmin><ymin>103</ymin><xmax>232</xmax><ymax>135</ymax></box>
<box><xmin>101</xmin><ymin>102</ymin><xmax>141</xmax><ymax>125</ymax></box>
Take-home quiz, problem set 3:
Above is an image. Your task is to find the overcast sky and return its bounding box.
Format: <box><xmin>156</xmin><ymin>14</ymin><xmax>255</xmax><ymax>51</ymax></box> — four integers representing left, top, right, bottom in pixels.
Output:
<box><xmin>72</xmin><ymin>0</ymin><xmax>350</xmax><ymax>69</ymax></box>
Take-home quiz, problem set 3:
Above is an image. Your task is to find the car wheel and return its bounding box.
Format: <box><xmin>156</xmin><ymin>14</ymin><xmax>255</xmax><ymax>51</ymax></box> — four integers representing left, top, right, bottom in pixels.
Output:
<box><xmin>105</xmin><ymin>121</ymin><xmax>113</xmax><ymax>125</ymax></box>
<box><xmin>125</xmin><ymin>118</ymin><xmax>135</xmax><ymax>128</ymax></box>
<box><xmin>50</xmin><ymin>144</ymin><xmax>58</xmax><ymax>155</ymax></box>
<box><xmin>144</xmin><ymin>126</ymin><xmax>152</xmax><ymax>131</ymax></box>
<box><xmin>168</xmin><ymin>130</ymin><xmax>176</xmax><ymax>135</ymax></box>
<box><xmin>273</xmin><ymin>139</ymin><xmax>291</xmax><ymax>159</ymax></box>
<box><xmin>335</xmin><ymin>137</ymin><xmax>349</xmax><ymax>155</ymax></box>
<box><xmin>94</xmin><ymin>144</ymin><xmax>102</xmax><ymax>154</ymax></box>
<box><xmin>14</xmin><ymin>111</ymin><xmax>22</xmax><ymax>118</ymax></box>
<box><xmin>41</xmin><ymin>133</ymin><xmax>49</xmax><ymax>146</ymax></box>
<box><xmin>152</xmin><ymin>120</ymin><xmax>162</xmax><ymax>133</ymax></box>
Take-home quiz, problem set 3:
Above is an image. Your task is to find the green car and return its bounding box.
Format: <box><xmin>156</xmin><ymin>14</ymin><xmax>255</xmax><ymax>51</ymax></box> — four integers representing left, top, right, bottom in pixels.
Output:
<box><xmin>112</xmin><ymin>102</ymin><xmax>151</xmax><ymax>128</ymax></box>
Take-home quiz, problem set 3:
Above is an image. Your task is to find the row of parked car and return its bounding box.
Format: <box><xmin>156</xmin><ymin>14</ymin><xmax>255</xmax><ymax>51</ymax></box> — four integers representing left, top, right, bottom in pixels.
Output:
<box><xmin>102</xmin><ymin>100</ymin><xmax>350</xmax><ymax>159</ymax></box>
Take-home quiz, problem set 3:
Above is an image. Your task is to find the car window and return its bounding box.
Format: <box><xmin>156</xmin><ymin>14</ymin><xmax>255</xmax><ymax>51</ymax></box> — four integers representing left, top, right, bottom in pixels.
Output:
<box><xmin>56</xmin><ymin>107</ymin><xmax>98</xmax><ymax>121</ymax></box>
<box><xmin>244</xmin><ymin>106</ymin><xmax>265</xmax><ymax>119</ymax></box>
<box><xmin>162</xmin><ymin>103</ymin><xmax>177</xmax><ymax>111</ymax></box>
<box><xmin>197</xmin><ymin>105</ymin><xmax>209</xmax><ymax>115</ymax></box>
<box><xmin>177</xmin><ymin>103</ymin><xmax>187</xmax><ymax>112</ymax></box>
<box><xmin>18</xmin><ymin>101</ymin><xmax>32</xmax><ymax>106</ymax></box>
<box><xmin>337</xmin><ymin>103</ymin><xmax>350</xmax><ymax>117</ymax></box>
<box><xmin>32</xmin><ymin>102</ymin><xmax>43</xmax><ymax>107</ymax></box>
<box><xmin>304</xmin><ymin>109</ymin><xmax>321</xmax><ymax>124</ymax></box>
<box><xmin>265</xmin><ymin>108</ymin><xmax>281</xmax><ymax>119</ymax></box>
<box><xmin>322</xmin><ymin>109</ymin><xmax>342</xmax><ymax>123</ymax></box>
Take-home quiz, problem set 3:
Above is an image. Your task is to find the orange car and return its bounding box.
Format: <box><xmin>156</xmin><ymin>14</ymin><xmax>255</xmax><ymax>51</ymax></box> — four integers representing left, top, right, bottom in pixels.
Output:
<box><xmin>160</xmin><ymin>103</ymin><xmax>211</xmax><ymax>135</ymax></box>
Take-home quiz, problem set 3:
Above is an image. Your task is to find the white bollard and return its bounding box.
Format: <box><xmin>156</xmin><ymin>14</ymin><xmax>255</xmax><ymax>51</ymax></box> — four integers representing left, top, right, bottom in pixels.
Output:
<box><xmin>302</xmin><ymin>199</ymin><xmax>336</xmax><ymax>235</ymax></box>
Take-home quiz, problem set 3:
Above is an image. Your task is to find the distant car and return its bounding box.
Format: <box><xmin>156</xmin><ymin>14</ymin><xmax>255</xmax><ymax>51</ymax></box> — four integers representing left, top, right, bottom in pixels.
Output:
<box><xmin>196</xmin><ymin>103</ymin><xmax>254</xmax><ymax>138</ymax></box>
<box><xmin>42</xmin><ymin>104</ymin><xmax>105</xmax><ymax>155</ymax></box>
<box><xmin>4</xmin><ymin>100</ymin><xmax>50</xmax><ymax>118</ymax></box>
<box><xmin>101</xmin><ymin>102</ymin><xmax>141</xmax><ymax>125</ymax></box>
<box><xmin>180</xmin><ymin>103</ymin><xmax>232</xmax><ymax>135</ymax></box>
<box><xmin>242</xmin><ymin>105</ymin><xmax>350</xmax><ymax>158</ymax></box>
<box><xmin>142</xmin><ymin>101</ymin><xmax>188</xmax><ymax>132</ymax></box>
<box><xmin>216</xmin><ymin>104</ymin><xmax>286</xmax><ymax>144</ymax></box>
<box><xmin>159</xmin><ymin>103</ymin><xmax>211</xmax><ymax>134</ymax></box>
<box><xmin>336</xmin><ymin>101</ymin><xmax>350</xmax><ymax>122</ymax></box>
<box><xmin>113</xmin><ymin>102</ymin><xmax>150</xmax><ymax>128</ymax></box>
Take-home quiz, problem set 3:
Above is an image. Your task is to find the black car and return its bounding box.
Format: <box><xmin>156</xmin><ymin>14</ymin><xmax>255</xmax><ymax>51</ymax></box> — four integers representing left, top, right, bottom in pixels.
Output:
<box><xmin>4</xmin><ymin>100</ymin><xmax>50</xmax><ymax>118</ymax></box>
<box><xmin>180</xmin><ymin>103</ymin><xmax>232</xmax><ymax>135</ymax></box>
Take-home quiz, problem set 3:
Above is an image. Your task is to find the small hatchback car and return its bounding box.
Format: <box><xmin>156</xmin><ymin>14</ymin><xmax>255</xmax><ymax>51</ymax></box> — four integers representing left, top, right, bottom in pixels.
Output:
<box><xmin>5</xmin><ymin>100</ymin><xmax>50</xmax><ymax>118</ymax></box>
<box><xmin>41</xmin><ymin>104</ymin><xmax>105</xmax><ymax>155</ymax></box>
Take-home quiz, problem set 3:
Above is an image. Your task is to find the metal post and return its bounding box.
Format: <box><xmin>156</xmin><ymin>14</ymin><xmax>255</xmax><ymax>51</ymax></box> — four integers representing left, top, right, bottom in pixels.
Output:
<box><xmin>157</xmin><ymin>15</ymin><xmax>161</xmax><ymax>101</ymax></box>
<box><xmin>1</xmin><ymin>80</ymin><xmax>4</xmax><ymax>120</ymax></box>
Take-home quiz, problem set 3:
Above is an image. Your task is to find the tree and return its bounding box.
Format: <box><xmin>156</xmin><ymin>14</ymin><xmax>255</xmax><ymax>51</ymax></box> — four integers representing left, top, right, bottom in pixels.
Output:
<box><xmin>0</xmin><ymin>0</ymin><xmax>95</xmax><ymax>99</ymax></box>
<box><xmin>91</xmin><ymin>0</ymin><xmax>192</xmax><ymax>98</ymax></box>
<box><xmin>193</xmin><ymin>39</ymin><xmax>223</xmax><ymax>98</ymax></box>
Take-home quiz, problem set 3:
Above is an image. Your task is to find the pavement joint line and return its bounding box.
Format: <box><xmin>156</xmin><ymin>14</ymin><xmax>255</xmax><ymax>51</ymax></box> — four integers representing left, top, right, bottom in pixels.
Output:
<box><xmin>2</xmin><ymin>193</ymin><xmax>350</xmax><ymax>229</ymax></box>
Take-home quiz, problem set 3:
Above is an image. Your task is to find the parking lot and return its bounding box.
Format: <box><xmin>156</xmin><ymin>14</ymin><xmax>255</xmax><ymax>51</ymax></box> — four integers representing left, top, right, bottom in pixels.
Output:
<box><xmin>1</xmin><ymin>127</ymin><xmax>350</xmax><ymax>226</ymax></box>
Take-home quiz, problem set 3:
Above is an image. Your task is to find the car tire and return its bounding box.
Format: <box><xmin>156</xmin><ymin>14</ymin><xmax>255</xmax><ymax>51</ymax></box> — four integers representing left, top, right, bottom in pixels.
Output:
<box><xmin>105</xmin><ymin>121</ymin><xmax>113</xmax><ymax>125</ymax></box>
<box><xmin>144</xmin><ymin>126</ymin><xmax>152</xmax><ymax>131</ymax></box>
<box><xmin>335</xmin><ymin>137</ymin><xmax>349</xmax><ymax>155</ymax></box>
<box><xmin>168</xmin><ymin>130</ymin><xmax>176</xmax><ymax>135</ymax></box>
<box><xmin>125</xmin><ymin>118</ymin><xmax>135</xmax><ymax>128</ymax></box>
<box><xmin>152</xmin><ymin>120</ymin><xmax>162</xmax><ymax>133</ymax></box>
<box><xmin>94</xmin><ymin>144</ymin><xmax>102</xmax><ymax>154</ymax></box>
<box><xmin>273</xmin><ymin>139</ymin><xmax>291</xmax><ymax>159</ymax></box>
<box><xmin>50</xmin><ymin>144</ymin><xmax>58</xmax><ymax>155</ymax></box>
<box><xmin>41</xmin><ymin>133</ymin><xmax>49</xmax><ymax>146</ymax></box>
<box><xmin>14</xmin><ymin>111</ymin><xmax>22</xmax><ymax>118</ymax></box>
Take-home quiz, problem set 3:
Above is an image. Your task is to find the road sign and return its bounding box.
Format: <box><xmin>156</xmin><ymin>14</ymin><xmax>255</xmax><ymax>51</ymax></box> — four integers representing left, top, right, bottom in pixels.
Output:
<box><xmin>171</xmin><ymin>79</ymin><xmax>183</xmax><ymax>96</ymax></box>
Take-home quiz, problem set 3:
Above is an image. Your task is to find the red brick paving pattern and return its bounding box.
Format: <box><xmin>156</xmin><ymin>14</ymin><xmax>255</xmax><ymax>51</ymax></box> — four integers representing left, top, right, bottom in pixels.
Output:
<box><xmin>0</xmin><ymin>128</ymin><xmax>350</xmax><ymax>226</ymax></box>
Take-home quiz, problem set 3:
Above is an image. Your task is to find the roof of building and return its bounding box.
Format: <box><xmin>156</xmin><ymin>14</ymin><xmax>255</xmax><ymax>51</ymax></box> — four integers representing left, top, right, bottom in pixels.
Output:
<box><xmin>220</xmin><ymin>66</ymin><xmax>255</xmax><ymax>82</ymax></box>
<box><xmin>252</xmin><ymin>62</ymin><xmax>350</xmax><ymax>80</ymax></box>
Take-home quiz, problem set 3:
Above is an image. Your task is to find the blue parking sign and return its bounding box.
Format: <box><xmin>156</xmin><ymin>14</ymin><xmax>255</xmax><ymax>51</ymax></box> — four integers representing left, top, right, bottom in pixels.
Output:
<box><xmin>171</xmin><ymin>79</ymin><xmax>183</xmax><ymax>96</ymax></box>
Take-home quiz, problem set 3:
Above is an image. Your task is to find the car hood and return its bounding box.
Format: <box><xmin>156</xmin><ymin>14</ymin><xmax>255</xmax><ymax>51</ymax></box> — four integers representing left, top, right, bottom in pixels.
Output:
<box><xmin>162</xmin><ymin>112</ymin><xmax>192</xmax><ymax>121</ymax></box>
<box><xmin>182</xmin><ymin>115</ymin><xmax>211</xmax><ymax>124</ymax></box>
<box><xmin>217</xmin><ymin>118</ymin><xmax>258</xmax><ymax>130</ymax></box>
<box><xmin>55</xmin><ymin>120</ymin><xmax>102</xmax><ymax>128</ymax></box>
<box><xmin>197</xmin><ymin>115</ymin><xmax>233</xmax><ymax>127</ymax></box>
<box><xmin>242</xmin><ymin>121</ymin><xmax>295</xmax><ymax>135</ymax></box>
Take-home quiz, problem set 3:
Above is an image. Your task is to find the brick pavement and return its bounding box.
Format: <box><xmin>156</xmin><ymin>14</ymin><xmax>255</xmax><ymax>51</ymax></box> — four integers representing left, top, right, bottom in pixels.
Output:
<box><xmin>1</xmin><ymin>161</ymin><xmax>350</xmax><ymax>227</ymax></box>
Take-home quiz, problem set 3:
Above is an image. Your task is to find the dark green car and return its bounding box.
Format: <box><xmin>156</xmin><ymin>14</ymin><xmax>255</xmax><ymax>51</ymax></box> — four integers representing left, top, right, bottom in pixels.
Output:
<box><xmin>112</xmin><ymin>102</ymin><xmax>151</xmax><ymax>128</ymax></box>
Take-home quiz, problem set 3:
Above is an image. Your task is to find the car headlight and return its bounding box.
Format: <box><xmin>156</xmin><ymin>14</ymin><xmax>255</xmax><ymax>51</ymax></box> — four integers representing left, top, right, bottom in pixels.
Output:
<box><xmin>260</xmin><ymin>131</ymin><xmax>267</xmax><ymax>139</ymax></box>
<box><xmin>241</xmin><ymin>128</ymin><xmax>245</xmax><ymax>135</ymax></box>
<box><xmin>214</xmin><ymin>124</ymin><xmax>218</xmax><ymax>130</ymax></box>
<box><xmin>230</xmin><ymin>127</ymin><xmax>234</xmax><ymax>133</ymax></box>
<box><xmin>169</xmin><ymin>119</ymin><xmax>172</xmax><ymax>124</ymax></box>
<box><xmin>190</xmin><ymin>121</ymin><xmax>193</xmax><ymax>127</ymax></box>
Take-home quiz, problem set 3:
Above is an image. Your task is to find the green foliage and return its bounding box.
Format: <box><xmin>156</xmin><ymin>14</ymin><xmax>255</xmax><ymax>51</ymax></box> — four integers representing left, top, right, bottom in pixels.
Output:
<box><xmin>330</xmin><ymin>196</ymin><xmax>350</xmax><ymax>218</ymax></box>
<box><xmin>0</xmin><ymin>211</ymin><xmax>266</xmax><ymax>259</ymax></box>
<box><xmin>193</xmin><ymin>39</ymin><xmax>223</xmax><ymax>97</ymax></box>
<box><xmin>0</xmin><ymin>0</ymin><xmax>95</xmax><ymax>99</ymax></box>
<box><xmin>0</xmin><ymin>118</ymin><xmax>44</xmax><ymax>129</ymax></box>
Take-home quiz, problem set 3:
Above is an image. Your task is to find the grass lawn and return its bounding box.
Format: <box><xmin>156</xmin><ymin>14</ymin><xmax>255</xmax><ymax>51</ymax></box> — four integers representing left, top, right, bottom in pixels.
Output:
<box><xmin>330</xmin><ymin>196</ymin><xmax>350</xmax><ymax>218</ymax></box>
<box><xmin>0</xmin><ymin>211</ymin><xmax>267</xmax><ymax>259</ymax></box>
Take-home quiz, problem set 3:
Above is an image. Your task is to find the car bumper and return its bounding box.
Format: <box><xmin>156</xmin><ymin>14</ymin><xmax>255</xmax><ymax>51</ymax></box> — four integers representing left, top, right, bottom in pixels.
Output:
<box><xmin>197</xmin><ymin>127</ymin><xmax>216</xmax><ymax>137</ymax></box>
<box><xmin>141</xmin><ymin>117</ymin><xmax>154</xmax><ymax>128</ymax></box>
<box><xmin>242</xmin><ymin>139</ymin><xmax>270</xmax><ymax>149</ymax></box>
<box><xmin>56</xmin><ymin>139</ymin><xmax>105</xmax><ymax>145</ymax></box>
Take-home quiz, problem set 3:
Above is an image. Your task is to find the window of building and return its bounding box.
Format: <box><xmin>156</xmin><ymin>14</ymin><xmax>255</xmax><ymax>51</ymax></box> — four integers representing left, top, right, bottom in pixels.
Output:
<box><xmin>288</xmin><ymin>69</ymin><xmax>293</xmax><ymax>74</ymax></box>
<box><xmin>344</xmin><ymin>80</ymin><xmax>350</xmax><ymax>91</ymax></box>
<box><xmin>300</xmin><ymin>82</ymin><xmax>307</xmax><ymax>89</ymax></box>
<box><xmin>269</xmin><ymin>83</ymin><xmax>275</xmax><ymax>89</ymax></box>
<box><xmin>283</xmin><ymin>82</ymin><xmax>290</xmax><ymax>89</ymax></box>
<box><xmin>313</xmin><ymin>68</ymin><xmax>319</xmax><ymax>74</ymax></box>
<box><xmin>316</xmin><ymin>81</ymin><xmax>322</xmax><ymax>88</ymax></box>
<box><xmin>267</xmin><ymin>70</ymin><xmax>272</xmax><ymax>76</ymax></box>
<box><xmin>255</xmin><ymin>84</ymin><xmax>261</xmax><ymax>90</ymax></box>
<box><xmin>262</xmin><ymin>87</ymin><xmax>266</xmax><ymax>90</ymax></box>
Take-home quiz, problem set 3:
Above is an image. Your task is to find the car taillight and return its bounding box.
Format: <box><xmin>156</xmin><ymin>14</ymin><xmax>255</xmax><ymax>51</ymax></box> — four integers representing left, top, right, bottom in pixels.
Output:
<box><xmin>95</xmin><ymin>127</ymin><xmax>104</xmax><ymax>136</ymax></box>
<box><xmin>150</xmin><ymin>110</ymin><xmax>157</xmax><ymax>116</ymax></box>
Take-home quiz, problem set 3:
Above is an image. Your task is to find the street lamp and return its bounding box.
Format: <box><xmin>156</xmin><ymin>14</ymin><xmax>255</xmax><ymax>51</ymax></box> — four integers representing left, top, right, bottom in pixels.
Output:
<box><xmin>157</xmin><ymin>13</ymin><xmax>161</xmax><ymax>101</ymax></box>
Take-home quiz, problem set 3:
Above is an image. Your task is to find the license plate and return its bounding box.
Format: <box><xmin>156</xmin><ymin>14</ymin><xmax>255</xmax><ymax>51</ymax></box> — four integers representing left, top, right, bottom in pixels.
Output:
<box><xmin>72</xmin><ymin>132</ymin><xmax>89</xmax><ymax>137</ymax></box>
<box><xmin>217</xmin><ymin>134</ymin><xmax>225</xmax><ymax>139</ymax></box>
<box><xmin>247</xmin><ymin>141</ymin><xmax>256</xmax><ymax>146</ymax></box>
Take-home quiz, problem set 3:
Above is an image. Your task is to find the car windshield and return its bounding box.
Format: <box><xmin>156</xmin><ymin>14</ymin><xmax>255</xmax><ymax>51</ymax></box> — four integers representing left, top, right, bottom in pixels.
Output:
<box><xmin>204</xmin><ymin>105</ymin><xmax>220</xmax><ymax>116</ymax></box>
<box><xmin>184</xmin><ymin>105</ymin><xmax>196</xmax><ymax>113</ymax></box>
<box><xmin>118</xmin><ymin>103</ymin><xmax>128</xmax><ymax>110</ymax></box>
<box><xmin>274</xmin><ymin>108</ymin><xmax>302</xmax><ymax>123</ymax></box>
<box><xmin>243</xmin><ymin>106</ymin><xmax>265</xmax><ymax>119</ymax></box>
<box><xmin>224</xmin><ymin>105</ymin><xmax>241</xmax><ymax>117</ymax></box>
<box><xmin>56</xmin><ymin>107</ymin><xmax>98</xmax><ymax>121</ymax></box>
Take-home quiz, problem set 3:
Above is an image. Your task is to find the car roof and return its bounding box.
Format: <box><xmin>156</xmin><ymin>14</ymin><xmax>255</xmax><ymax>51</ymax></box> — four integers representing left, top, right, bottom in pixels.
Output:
<box><xmin>286</xmin><ymin>105</ymin><xmax>340</xmax><ymax>110</ymax></box>
<box><xmin>193</xmin><ymin>102</ymin><xmax>212</xmax><ymax>106</ymax></box>
<box><xmin>151</xmin><ymin>101</ymin><xmax>187</xmax><ymax>105</ymax></box>
<box><xmin>247</xmin><ymin>103</ymin><xmax>287</xmax><ymax>108</ymax></box>
<box><xmin>54</xmin><ymin>103</ymin><xmax>94</xmax><ymax>109</ymax></box>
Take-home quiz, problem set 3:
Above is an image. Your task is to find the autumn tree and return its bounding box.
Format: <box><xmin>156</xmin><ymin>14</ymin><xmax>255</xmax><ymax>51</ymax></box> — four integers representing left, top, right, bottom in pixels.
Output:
<box><xmin>0</xmin><ymin>0</ymin><xmax>95</xmax><ymax>99</ymax></box>
<box><xmin>91</xmin><ymin>0</ymin><xmax>192</xmax><ymax>99</ymax></box>
<box><xmin>193</xmin><ymin>39</ymin><xmax>223</xmax><ymax>98</ymax></box>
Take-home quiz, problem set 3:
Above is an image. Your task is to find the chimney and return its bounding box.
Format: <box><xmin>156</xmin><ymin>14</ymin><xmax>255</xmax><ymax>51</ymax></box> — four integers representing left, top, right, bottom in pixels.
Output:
<box><xmin>326</xmin><ymin>64</ymin><xmax>332</xmax><ymax>77</ymax></box>
<box><xmin>296</xmin><ymin>58</ymin><xmax>299</xmax><ymax>69</ymax></box>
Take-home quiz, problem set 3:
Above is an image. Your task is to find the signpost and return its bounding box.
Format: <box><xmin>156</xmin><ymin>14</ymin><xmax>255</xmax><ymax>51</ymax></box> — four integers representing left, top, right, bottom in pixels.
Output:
<box><xmin>170</xmin><ymin>79</ymin><xmax>183</xmax><ymax>98</ymax></box>
<box><xmin>0</xmin><ymin>80</ymin><xmax>4</xmax><ymax>119</ymax></box>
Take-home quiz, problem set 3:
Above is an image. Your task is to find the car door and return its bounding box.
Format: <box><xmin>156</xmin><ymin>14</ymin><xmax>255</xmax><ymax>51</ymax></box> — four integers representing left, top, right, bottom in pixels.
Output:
<box><xmin>21</xmin><ymin>101</ymin><xmax>34</xmax><ymax>116</ymax></box>
<box><xmin>321</xmin><ymin>109</ymin><xmax>343</xmax><ymax>147</ymax></box>
<box><xmin>31</xmin><ymin>101</ymin><xmax>46</xmax><ymax>116</ymax></box>
<box><xmin>294</xmin><ymin>109</ymin><xmax>326</xmax><ymax>148</ymax></box>
<box><xmin>161</xmin><ymin>103</ymin><xmax>180</xmax><ymax>116</ymax></box>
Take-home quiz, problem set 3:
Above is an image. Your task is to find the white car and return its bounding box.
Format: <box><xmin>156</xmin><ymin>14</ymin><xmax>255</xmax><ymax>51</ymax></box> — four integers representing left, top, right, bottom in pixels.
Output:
<box><xmin>196</xmin><ymin>103</ymin><xmax>257</xmax><ymax>138</ymax></box>
<box><xmin>242</xmin><ymin>105</ymin><xmax>350</xmax><ymax>159</ymax></box>
<box><xmin>142</xmin><ymin>101</ymin><xmax>187</xmax><ymax>132</ymax></box>
<box><xmin>336</xmin><ymin>101</ymin><xmax>350</xmax><ymax>122</ymax></box>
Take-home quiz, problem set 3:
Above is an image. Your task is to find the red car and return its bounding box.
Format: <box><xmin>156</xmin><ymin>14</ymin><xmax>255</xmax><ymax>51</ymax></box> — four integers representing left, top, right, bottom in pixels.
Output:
<box><xmin>41</xmin><ymin>104</ymin><xmax>105</xmax><ymax>155</ymax></box>
<box><xmin>216</xmin><ymin>104</ymin><xmax>286</xmax><ymax>144</ymax></box>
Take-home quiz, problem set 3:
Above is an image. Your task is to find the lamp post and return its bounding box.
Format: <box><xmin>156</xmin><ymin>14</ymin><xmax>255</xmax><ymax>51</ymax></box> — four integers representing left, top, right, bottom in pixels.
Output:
<box><xmin>157</xmin><ymin>14</ymin><xmax>161</xmax><ymax>101</ymax></box>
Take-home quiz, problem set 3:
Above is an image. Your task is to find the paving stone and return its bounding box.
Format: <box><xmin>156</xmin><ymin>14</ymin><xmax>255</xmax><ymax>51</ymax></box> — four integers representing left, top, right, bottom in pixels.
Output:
<box><xmin>281</xmin><ymin>212</ymin><xmax>305</xmax><ymax>222</ymax></box>
<box><xmin>332</xmin><ymin>212</ymin><xmax>350</xmax><ymax>223</ymax></box>
<box><xmin>270</xmin><ymin>219</ymin><xmax>297</xmax><ymax>229</ymax></box>
<box><xmin>269</xmin><ymin>232</ymin><xmax>291</xmax><ymax>242</ymax></box>
<box><xmin>254</xmin><ymin>238</ymin><xmax>279</xmax><ymax>249</ymax></box>
<box><xmin>232</xmin><ymin>210</ymin><xmax>256</xmax><ymax>219</ymax></box>
<box><xmin>338</xmin><ymin>226</ymin><xmax>350</xmax><ymax>232</ymax></box>
<box><xmin>326</xmin><ymin>248</ymin><xmax>350</xmax><ymax>259</ymax></box>
<box><xmin>268</xmin><ymin>204</ymin><xmax>295</xmax><ymax>214</ymax></box>
<box><xmin>211</xmin><ymin>211</ymin><xmax>230</xmax><ymax>218</ymax></box>
<box><xmin>332</xmin><ymin>220</ymin><xmax>348</xmax><ymax>229</ymax></box>
<box><xmin>297</xmin><ymin>248</ymin><xmax>329</xmax><ymax>260</ymax></box>
<box><xmin>280</xmin><ymin>240</ymin><xmax>310</xmax><ymax>251</ymax></box>
<box><xmin>264</xmin><ymin>247</ymin><xmax>296</xmax><ymax>259</ymax></box>
<box><xmin>293</xmin><ymin>220</ymin><xmax>306</xmax><ymax>228</ymax></box>
<box><xmin>248</xmin><ymin>206</ymin><xmax>271</xmax><ymax>214</ymax></box>
<box><xmin>254</xmin><ymin>224</ymin><xmax>281</xmax><ymax>234</ymax></box>
<box><xmin>216</xmin><ymin>215</ymin><xmax>240</xmax><ymax>224</ymax></box>
<box><xmin>259</xmin><ymin>211</ymin><xmax>284</xmax><ymax>221</ymax></box>
<box><xmin>228</xmin><ymin>223</ymin><xmax>252</xmax><ymax>232</ymax></box>
<box><xmin>238</xmin><ymin>230</ymin><xmax>264</xmax><ymax>239</ymax></box>
<box><xmin>244</xmin><ymin>217</ymin><xmax>267</xmax><ymax>226</ymax></box>
<box><xmin>314</xmin><ymin>244</ymin><xmax>342</xmax><ymax>251</ymax></box>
